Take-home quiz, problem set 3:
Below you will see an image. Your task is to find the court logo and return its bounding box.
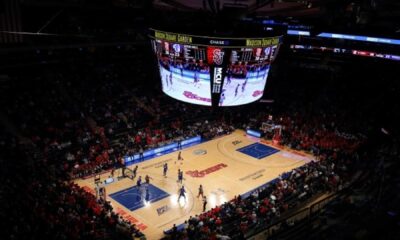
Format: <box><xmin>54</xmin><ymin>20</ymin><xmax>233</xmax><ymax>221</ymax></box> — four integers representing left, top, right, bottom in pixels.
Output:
<box><xmin>212</xmin><ymin>67</ymin><xmax>223</xmax><ymax>93</ymax></box>
<box><xmin>141</xmin><ymin>158</ymin><xmax>172</xmax><ymax>170</ymax></box>
<box><xmin>232</xmin><ymin>140</ymin><xmax>242</xmax><ymax>145</ymax></box>
<box><xmin>213</xmin><ymin>48</ymin><xmax>224</xmax><ymax>65</ymax></box>
<box><xmin>193</xmin><ymin>149</ymin><xmax>207</xmax><ymax>155</ymax></box>
<box><xmin>214</xmin><ymin>67</ymin><xmax>223</xmax><ymax>82</ymax></box>
<box><xmin>186</xmin><ymin>163</ymin><xmax>227</xmax><ymax>178</ymax></box>
<box><xmin>239</xmin><ymin>169</ymin><xmax>266</xmax><ymax>181</ymax></box>
<box><xmin>211</xmin><ymin>188</ymin><xmax>228</xmax><ymax>196</ymax></box>
<box><xmin>157</xmin><ymin>205</ymin><xmax>170</xmax><ymax>216</ymax></box>
<box><xmin>252</xmin><ymin>90</ymin><xmax>263</xmax><ymax>97</ymax></box>
<box><xmin>115</xmin><ymin>207</ymin><xmax>147</xmax><ymax>230</ymax></box>
<box><xmin>172</xmin><ymin>44</ymin><xmax>181</xmax><ymax>53</ymax></box>
<box><xmin>183</xmin><ymin>91</ymin><xmax>211</xmax><ymax>102</ymax></box>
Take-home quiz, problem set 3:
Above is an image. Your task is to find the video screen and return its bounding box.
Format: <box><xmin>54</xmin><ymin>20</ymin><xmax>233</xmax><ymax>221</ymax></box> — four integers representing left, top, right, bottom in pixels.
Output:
<box><xmin>149</xmin><ymin>29</ymin><xmax>281</xmax><ymax>107</ymax></box>
<box><xmin>152</xmin><ymin>39</ymin><xmax>212</xmax><ymax>106</ymax></box>
<box><xmin>219</xmin><ymin>46</ymin><xmax>278</xmax><ymax>106</ymax></box>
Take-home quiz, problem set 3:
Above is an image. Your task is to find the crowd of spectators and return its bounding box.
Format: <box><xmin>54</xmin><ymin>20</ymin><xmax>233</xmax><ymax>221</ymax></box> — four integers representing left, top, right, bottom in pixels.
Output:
<box><xmin>0</xmin><ymin>130</ymin><xmax>144</xmax><ymax>240</ymax></box>
<box><xmin>159</xmin><ymin>58</ymin><xmax>210</xmax><ymax>73</ymax></box>
<box><xmin>163</xmin><ymin>104</ymin><xmax>363</xmax><ymax>240</ymax></box>
<box><xmin>1</xmin><ymin>47</ymin><xmax>235</xmax><ymax>239</ymax></box>
<box><xmin>226</xmin><ymin>62</ymin><xmax>270</xmax><ymax>79</ymax></box>
<box><xmin>1</xmin><ymin>57</ymin><xmax>154</xmax><ymax>239</ymax></box>
<box><xmin>1</xmin><ymin>59</ymin><xmax>363</xmax><ymax>239</ymax></box>
<box><xmin>2</xmin><ymin>34</ymin><xmax>398</xmax><ymax>240</ymax></box>
<box><xmin>161</xmin><ymin>55</ymin><xmax>392</xmax><ymax>239</ymax></box>
<box><xmin>165</xmin><ymin>155</ymin><xmax>352</xmax><ymax>239</ymax></box>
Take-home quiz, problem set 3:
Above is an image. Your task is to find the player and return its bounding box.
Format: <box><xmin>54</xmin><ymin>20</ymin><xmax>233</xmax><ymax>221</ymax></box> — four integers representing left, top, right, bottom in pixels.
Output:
<box><xmin>219</xmin><ymin>91</ymin><xmax>225</xmax><ymax>106</ymax></box>
<box><xmin>177</xmin><ymin>169</ymin><xmax>183</xmax><ymax>184</ymax></box>
<box><xmin>226</xmin><ymin>71</ymin><xmax>232</xmax><ymax>85</ymax></box>
<box><xmin>145</xmin><ymin>187</ymin><xmax>150</xmax><ymax>202</ymax></box>
<box><xmin>119</xmin><ymin>157</ymin><xmax>126</xmax><ymax>178</ymax></box>
<box><xmin>178</xmin><ymin>169</ymin><xmax>183</xmax><ymax>183</ymax></box>
<box><xmin>219</xmin><ymin>88</ymin><xmax>226</xmax><ymax>105</ymax></box>
<box><xmin>193</xmin><ymin>71</ymin><xmax>200</xmax><ymax>87</ymax></box>
<box><xmin>145</xmin><ymin>174</ymin><xmax>153</xmax><ymax>185</ymax></box>
<box><xmin>139</xmin><ymin>147</ymin><xmax>144</xmax><ymax>160</ymax></box>
<box><xmin>163</xmin><ymin>162</ymin><xmax>168</xmax><ymax>177</ymax></box>
<box><xmin>178</xmin><ymin>151</ymin><xmax>183</xmax><ymax>161</ymax></box>
<box><xmin>202</xmin><ymin>196</ymin><xmax>207</xmax><ymax>212</ymax></box>
<box><xmin>242</xmin><ymin>78</ymin><xmax>248</xmax><ymax>93</ymax></box>
<box><xmin>197</xmin><ymin>184</ymin><xmax>204</xmax><ymax>198</ymax></box>
<box><xmin>178</xmin><ymin>185</ymin><xmax>186</xmax><ymax>202</ymax></box>
<box><xmin>193</xmin><ymin>71</ymin><xmax>197</xmax><ymax>83</ymax></box>
<box><xmin>136</xmin><ymin>176</ymin><xmax>142</xmax><ymax>188</ymax></box>
<box><xmin>133</xmin><ymin>165</ymin><xmax>138</xmax><ymax>179</ymax></box>
<box><xmin>165</xmin><ymin>74</ymin><xmax>169</xmax><ymax>87</ymax></box>
<box><xmin>235</xmin><ymin>84</ymin><xmax>240</xmax><ymax>97</ymax></box>
<box><xmin>169</xmin><ymin>72</ymin><xmax>173</xmax><ymax>86</ymax></box>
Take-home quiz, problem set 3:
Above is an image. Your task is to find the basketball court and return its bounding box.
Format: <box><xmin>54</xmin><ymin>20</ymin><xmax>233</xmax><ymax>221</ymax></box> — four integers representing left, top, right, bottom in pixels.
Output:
<box><xmin>74</xmin><ymin>130</ymin><xmax>315</xmax><ymax>239</ymax></box>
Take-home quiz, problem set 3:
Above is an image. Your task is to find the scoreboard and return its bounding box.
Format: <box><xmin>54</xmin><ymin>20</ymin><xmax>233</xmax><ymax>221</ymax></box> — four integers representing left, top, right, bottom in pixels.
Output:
<box><xmin>149</xmin><ymin>29</ymin><xmax>282</xmax><ymax>107</ymax></box>
<box><xmin>153</xmin><ymin>40</ymin><xmax>207</xmax><ymax>60</ymax></box>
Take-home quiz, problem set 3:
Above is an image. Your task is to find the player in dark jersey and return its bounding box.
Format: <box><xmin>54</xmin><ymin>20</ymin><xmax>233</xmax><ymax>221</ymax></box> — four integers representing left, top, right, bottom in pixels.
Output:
<box><xmin>177</xmin><ymin>169</ymin><xmax>183</xmax><ymax>184</ymax></box>
<box><xmin>178</xmin><ymin>185</ymin><xmax>186</xmax><ymax>202</ymax></box>
<box><xmin>197</xmin><ymin>184</ymin><xmax>204</xmax><ymax>198</ymax></box>
<box><xmin>178</xmin><ymin>151</ymin><xmax>183</xmax><ymax>161</ymax></box>
<box><xmin>133</xmin><ymin>165</ymin><xmax>138</xmax><ymax>179</ymax></box>
<box><xmin>219</xmin><ymin>89</ymin><xmax>226</xmax><ymax>106</ymax></box>
<box><xmin>202</xmin><ymin>196</ymin><xmax>207</xmax><ymax>211</ymax></box>
<box><xmin>136</xmin><ymin>176</ymin><xmax>142</xmax><ymax>188</ymax></box>
<box><xmin>193</xmin><ymin>71</ymin><xmax>200</xmax><ymax>87</ymax></box>
<box><xmin>163</xmin><ymin>162</ymin><xmax>168</xmax><ymax>177</ymax></box>
<box><xmin>145</xmin><ymin>187</ymin><xmax>150</xmax><ymax>202</ymax></box>
<box><xmin>242</xmin><ymin>78</ymin><xmax>248</xmax><ymax>93</ymax></box>
<box><xmin>235</xmin><ymin>84</ymin><xmax>240</xmax><ymax>97</ymax></box>
<box><xmin>145</xmin><ymin>174</ymin><xmax>153</xmax><ymax>185</ymax></box>
<box><xmin>169</xmin><ymin>72</ymin><xmax>173</xmax><ymax>85</ymax></box>
<box><xmin>226</xmin><ymin>69</ymin><xmax>232</xmax><ymax>85</ymax></box>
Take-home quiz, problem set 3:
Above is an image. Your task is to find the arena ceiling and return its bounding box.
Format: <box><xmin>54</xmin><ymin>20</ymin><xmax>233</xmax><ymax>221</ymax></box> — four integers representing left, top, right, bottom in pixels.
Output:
<box><xmin>3</xmin><ymin>0</ymin><xmax>400</xmax><ymax>43</ymax></box>
<box><xmin>153</xmin><ymin>0</ymin><xmax>322</xmax><ymax>17</ymax></box>
<box><xmin>151</xmin><ymin>0</ymin><xmax>400</xmax><ymax>34</ymax></box>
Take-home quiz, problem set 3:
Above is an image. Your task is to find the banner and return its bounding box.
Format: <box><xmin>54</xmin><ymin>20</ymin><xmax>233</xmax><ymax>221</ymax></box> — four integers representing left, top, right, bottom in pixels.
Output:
<box><xmin>124</xmin><ymin>136</ymin><xmax>201</xmax><ymax>163</ymax></box>
<box><xmin>149</xmin><ymin>29</ymin><xmax>282</xmax><ymax>47</ymax></box>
